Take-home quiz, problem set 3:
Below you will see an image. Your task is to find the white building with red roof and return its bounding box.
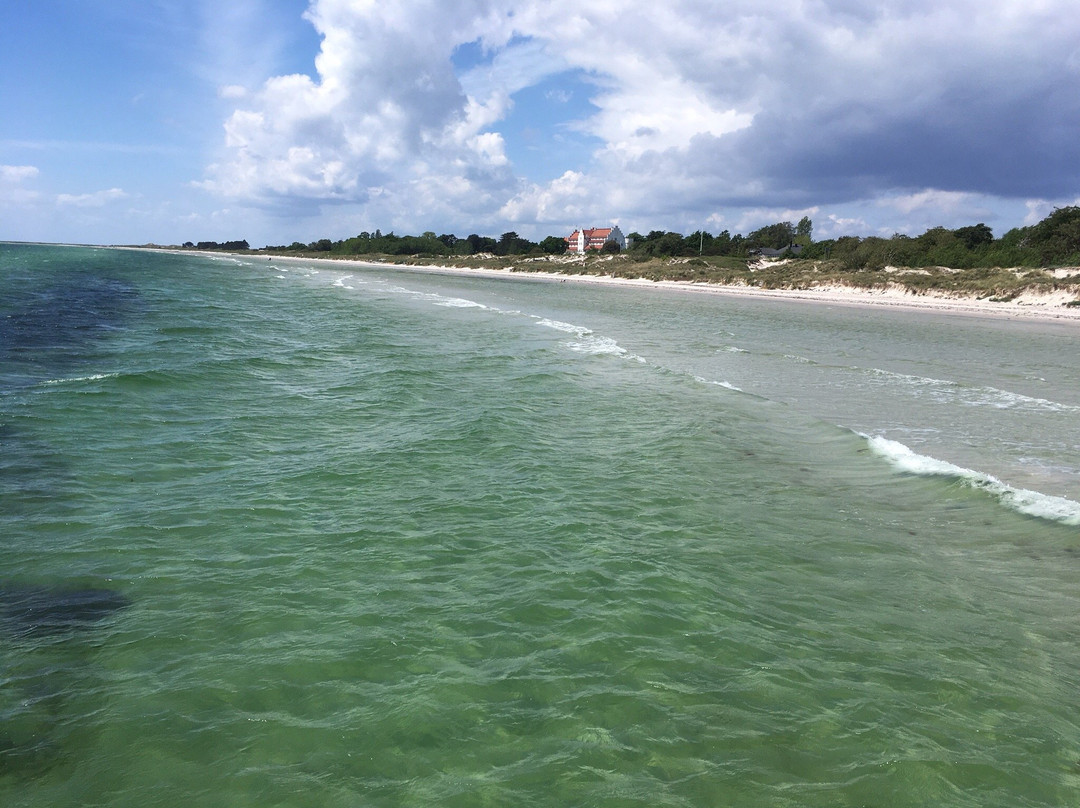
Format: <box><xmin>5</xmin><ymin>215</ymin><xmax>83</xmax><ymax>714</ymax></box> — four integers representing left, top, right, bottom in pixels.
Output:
<box><xmin>565</xmin><ymin>225</ymin><xmax>628</xmax><ymax>254</ymax></box>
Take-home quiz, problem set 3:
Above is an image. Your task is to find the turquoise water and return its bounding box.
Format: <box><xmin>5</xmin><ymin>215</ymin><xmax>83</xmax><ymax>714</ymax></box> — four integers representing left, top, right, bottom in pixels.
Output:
<box><xmin>2</xmin><ymin>243</ymin><xmax>1080</xmax><ymax>806</ymax></box>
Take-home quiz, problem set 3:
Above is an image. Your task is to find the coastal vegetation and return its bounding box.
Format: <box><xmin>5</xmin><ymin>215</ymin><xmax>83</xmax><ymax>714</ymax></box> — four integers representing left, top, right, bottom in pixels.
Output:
<box><xmin>179</xmin><ymin>207</ymin><xmax>1080</xmax><ymax>302</ymax></box>
<box><xmin>182</xmin><ymin>239</ymin><xmax>250</xmax><ymax>251</ymax></box>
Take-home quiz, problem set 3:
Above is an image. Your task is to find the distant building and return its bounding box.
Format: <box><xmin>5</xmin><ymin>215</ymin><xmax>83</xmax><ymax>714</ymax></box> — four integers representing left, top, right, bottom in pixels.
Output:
<box><xmin>566</xmin><ymin>225</ymin><xmax>629</xmax><ymax>254</ymax></box>
<box><xmin>750</xmin><ymin>245</ymin><xmax>804</xmax><ymax>258</ymax></box>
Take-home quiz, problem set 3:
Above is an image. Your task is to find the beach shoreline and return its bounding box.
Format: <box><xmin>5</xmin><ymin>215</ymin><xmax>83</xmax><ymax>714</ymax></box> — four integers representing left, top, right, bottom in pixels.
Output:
<box><xmin>299</xmin><ymin>254</ymin><xmax>1080</xmax><ymax>323</ymax></box>
<box><xmin>136</xmin><ymin>247</ymin><xmax>1080</xmax><ymax>322</ymax></box>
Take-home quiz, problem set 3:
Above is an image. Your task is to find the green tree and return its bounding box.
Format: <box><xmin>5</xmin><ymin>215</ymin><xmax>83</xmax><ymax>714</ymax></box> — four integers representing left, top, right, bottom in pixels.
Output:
<box><xmin>653</xmin><ymin>231</ymin><xmax>687</xmax><ymax>256</ymax></box>
<box><xmin>794</xmin><ymin>216</ymin><xmax>813</xmax><ymax>247</ymax></box>
<box><xmin>953</xmin><ymin>223</ymin><xmax>993</xmax><ymax>250</ymax></box>
<box><xmin>496</xmin><ymin>231</ymin><xmax>520</xmax><ymax>255</ymax></box>
<box><xmin>685</xmin><ymin>230</ymin><xmax>711</xmax><ymax>255</ymax></box>
<box><xmin>495</xmin><ymin>231</ymin><xmax>537</xmax><ymax>255</ymax></box>
<box><xmin>708</xmin><ymin>230</ymin><xmax>733</xmax><ymax>255</ymax></box>
<box><xmin>539</xmin><ymin>235</ymin><xmax>568</xmax><ymax>254</ymax></box>
<box><xmin>466</xmin><ymin>234</ymin><xmax>497</xmax><ymax>254</ymax></box>
<box><xmin>1027</xmin><ymin>206</ymin><xmax>1080</xmax><ymax>264</ymax></box>
<box><xmin>747</xmin><ymin>221</ymin><xmax>795</xmax><ymax>250</ymax></box>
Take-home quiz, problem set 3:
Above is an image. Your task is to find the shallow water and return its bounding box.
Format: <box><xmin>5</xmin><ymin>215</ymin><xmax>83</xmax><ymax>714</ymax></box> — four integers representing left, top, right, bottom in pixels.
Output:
<box><xmin>2</xmin><ymin>243</ymin><xmax>1079</xmax><ymax>806</ymax></box>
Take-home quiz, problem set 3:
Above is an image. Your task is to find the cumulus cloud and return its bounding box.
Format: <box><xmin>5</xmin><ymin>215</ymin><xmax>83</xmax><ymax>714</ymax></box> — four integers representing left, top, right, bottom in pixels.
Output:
<box><xmin>200</xmin><ymin>0</ymin><xmax>516</xmax><ymax>218</ymax></box>
<box><xmin>202</xmin><ymin>0</ymin><xmax>1080</xmax><ymax>235</ymax></box>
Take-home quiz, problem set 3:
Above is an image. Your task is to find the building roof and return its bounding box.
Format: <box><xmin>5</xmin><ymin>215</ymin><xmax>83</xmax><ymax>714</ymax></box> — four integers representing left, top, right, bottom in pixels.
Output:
<box><xmin>567</xmin><ymin>227</ymin><xmax>614</xmax><ymax>241</ymax></box>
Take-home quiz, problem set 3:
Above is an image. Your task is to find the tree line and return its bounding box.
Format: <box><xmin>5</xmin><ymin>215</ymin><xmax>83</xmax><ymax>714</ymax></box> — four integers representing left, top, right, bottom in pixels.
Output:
<box><xmin>183</xmin><ymin>240</ymin><xmax>251</xmax><ymax>251</ymax></box>
<box><xmin>195</xmin><ymin>206</ymin><xmax>1080</xmax><ymax>269</ymax></box>
<box><xmin>808</xmin><ymin>207</ymin><xmax>1080</xmax><ymax>269</ymax></box>
<box><xmin>262</xmin><ymin>230</ymin><xmax>568</xmax><ymax>257</ymax></box>
<box><xmin>624</xmin><ymin>208</ymin><xmax>1080</xmax><ymax>268</ymax></box>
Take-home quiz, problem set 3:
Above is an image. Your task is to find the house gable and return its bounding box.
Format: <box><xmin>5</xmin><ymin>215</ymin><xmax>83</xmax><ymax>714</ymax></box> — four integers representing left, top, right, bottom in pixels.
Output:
<box><xmin>565</xmin><ymin>225</ymin><xmax>627</xmax><ymax>253</ymax></box>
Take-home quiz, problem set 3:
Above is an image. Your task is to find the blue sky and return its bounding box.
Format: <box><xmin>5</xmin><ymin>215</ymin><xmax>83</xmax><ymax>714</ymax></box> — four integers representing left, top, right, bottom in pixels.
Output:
<box><xmin>3</xmin><ymin>0</ymin><xmax>1079</xmax><ymax>247</ymax></box>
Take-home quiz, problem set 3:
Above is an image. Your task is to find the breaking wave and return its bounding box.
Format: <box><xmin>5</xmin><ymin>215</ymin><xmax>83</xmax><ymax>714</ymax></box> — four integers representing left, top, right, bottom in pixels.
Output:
<box><xmin>865</xmin><ymin>434</ymin><xmax>1080</xmax><ymax>525</ymax></box>
<box><xmin>534</xmin><ymin>318</ymin><xmax>644</xmax><ymax>360</ymax></box>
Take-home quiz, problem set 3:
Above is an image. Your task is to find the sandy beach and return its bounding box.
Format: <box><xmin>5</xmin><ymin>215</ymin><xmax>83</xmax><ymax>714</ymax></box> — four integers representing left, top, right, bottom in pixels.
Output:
<box><xmin>309</xmin><ymin>255</ymin><xmax>1080</xmax><ymax>323</ymax></box>
<box><xmin>140</xmin><ymin>247</ymin><xmax>1080</xmax><ymax>322</ymax></box>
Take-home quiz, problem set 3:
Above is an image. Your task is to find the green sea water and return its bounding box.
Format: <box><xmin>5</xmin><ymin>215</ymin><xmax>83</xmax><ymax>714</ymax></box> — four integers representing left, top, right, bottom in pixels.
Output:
<box><xmin>2</xmin><ymin>243</ymin><xmax>1080</xmax><ymax>806</ymax></box>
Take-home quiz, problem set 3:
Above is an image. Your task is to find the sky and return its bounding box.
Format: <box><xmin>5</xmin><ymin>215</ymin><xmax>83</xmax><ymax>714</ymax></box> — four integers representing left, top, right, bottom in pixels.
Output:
<box><xmin>3</xmin><ymin>0</ymin><xmax>1080</xmax><ymax>247</ymax></box>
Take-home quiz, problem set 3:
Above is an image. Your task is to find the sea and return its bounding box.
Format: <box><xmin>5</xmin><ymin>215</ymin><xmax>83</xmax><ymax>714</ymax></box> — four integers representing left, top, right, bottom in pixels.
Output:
<box><xmin>2</xmin><ymin>241</ymin><xmax>1079</xmax><ymax>807</ymax></box>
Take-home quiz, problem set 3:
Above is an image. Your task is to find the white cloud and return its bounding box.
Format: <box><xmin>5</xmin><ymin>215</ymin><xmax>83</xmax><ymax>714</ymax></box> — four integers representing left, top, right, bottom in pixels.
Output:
<box><xmin>824</xmin><ymin>214</ymin><xmax>872</xmax><ymax>238</ymax></box>
<box><xmin>218</xmin><ymin>85</ymin><xmax>248</xmax><ymax>99</ymax></box>
<box><xmin>1021</xmin><ymin>197</ymin><xmax>1080</xmax><ymax>226</ymax></box>
<box><xmin>57</xmin><ymin>188</ymin><xmax>129</xmax><ymax>208</ymax></box>
<box><xmin>0</xmin><ymin>165</ymin><xmax>43</xmax><ymax>209</ymax></box>
<box><xmin>879</xmin><ymin>190</ymin><xmax>992</xmax><ymax>219</ymax></box>
<box><xmin>499</xmin><ymin>170</ymin><xmax>590</xmax><ymax>223</ymax></box>
<box><xmin>1</xmin><ymin>165</ymin><xmax>39</xmax><ymax>183</ymax></box>
<box><xmin>458</xmin><ymin>36</ymin><xmax>568</xmax><ymax>103</ymax></box>
<box><xmin>200</xmin><ymin>0</ymin><xmax>1080</xmax><ymax>237</ymax></box>
<box><xmin>200</xmin><ymin>0</ymin><xmax>518</xmax><ymax>221</ymax></box>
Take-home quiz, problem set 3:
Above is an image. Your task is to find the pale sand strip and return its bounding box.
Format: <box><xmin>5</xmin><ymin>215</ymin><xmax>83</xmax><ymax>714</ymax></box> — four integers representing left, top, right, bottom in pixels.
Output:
<box><xmin>317</xmin><ymin>257</ymin><xmax>1080</xmax><ymax>323</ymax></box>
<box><xmin>137</xmin><ymin>248</ymin><xmax>1080</xmax><ymax>323</ymax></box>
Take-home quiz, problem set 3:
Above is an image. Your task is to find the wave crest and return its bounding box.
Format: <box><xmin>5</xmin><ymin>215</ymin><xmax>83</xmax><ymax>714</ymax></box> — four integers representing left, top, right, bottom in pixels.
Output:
<box><xmin>865</xmin><ymin>435</ymin><xmax>1080</xmax><ymax>525</ymax></box>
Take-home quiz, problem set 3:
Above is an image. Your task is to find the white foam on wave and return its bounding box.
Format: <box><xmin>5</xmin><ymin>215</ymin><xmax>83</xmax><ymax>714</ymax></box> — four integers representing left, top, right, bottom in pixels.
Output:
<box><xmin>977</xmin><ymin>388</ymin><xmax>1078</xmax><ymax>412</ymax></box>
<box><xmin>568</xmin><ymin>335</ymin><xmax>628</xmax><ymax>357</ymax></box>
<box><xmin>693</xmin><ymin>375</ymin><xmax>743</xmax><ymax>392</ymax></box>
<box><xmin>865</xmin><ymin>434</ymin><xmax>1080</xmax><ymax>525</ymax></box>
<box><xmin>534</xmin><ymin>318</ymin><xmax>644</xmax><ymax>360</ymax></box>
<box><xmin>304</xmin><ymin>273</ymin><xmax>643</xmax><ymax>359</ymax></box>
<box><xmin>536</xmin><ymin>318</ymin><xmax>588</xmax><ymax>335</ymax></box>
<box><xmin>424</xmin><ymin>294</ymin><xmax>487</xmax><ymax>309</ymax></box>
<box><xmin>867</xmin><ymin>368</ymin><xmax>1078</xmax><ymax>413</ymax></box>
<box><xmin>376</xmin><ymin>283</ymin><xmax>490</xmax><ymax>310</ymax></box>
<box><xmin>41</xmin><ymin>373</ymin><xmax>117</xmax><ymax>386</ymax></box>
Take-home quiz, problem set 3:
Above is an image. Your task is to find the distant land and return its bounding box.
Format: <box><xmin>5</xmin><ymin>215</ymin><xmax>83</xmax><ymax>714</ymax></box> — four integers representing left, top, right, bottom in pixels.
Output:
<box><xmin>137</xmin><ymin>207</ymin><xmax>1080</xmax><ymax>307</ymax></box>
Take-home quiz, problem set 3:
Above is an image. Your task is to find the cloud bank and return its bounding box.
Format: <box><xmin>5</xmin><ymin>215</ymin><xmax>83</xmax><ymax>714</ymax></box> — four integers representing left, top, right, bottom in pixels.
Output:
<box><xmin>201</xmin><ymin>0</ymin><xmax>1080</xmax><ymax>238</ymax></box>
